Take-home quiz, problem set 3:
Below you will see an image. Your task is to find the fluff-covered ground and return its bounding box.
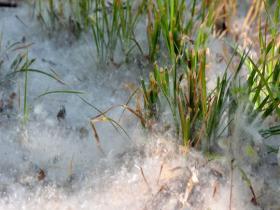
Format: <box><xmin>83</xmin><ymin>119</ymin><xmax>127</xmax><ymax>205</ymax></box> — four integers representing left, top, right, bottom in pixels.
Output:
<box><xmin>0</xmin><ymin>2</ymin><xmax>279</xmax><ymax>210</ymax></box>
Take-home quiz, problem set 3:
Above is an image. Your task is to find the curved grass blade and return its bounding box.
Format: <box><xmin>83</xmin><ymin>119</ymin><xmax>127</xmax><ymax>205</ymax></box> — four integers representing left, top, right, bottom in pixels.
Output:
<box><xmin>36</xmin><ymin>90</ymin><xmax>84</xmax><ymax>98</ymax></box>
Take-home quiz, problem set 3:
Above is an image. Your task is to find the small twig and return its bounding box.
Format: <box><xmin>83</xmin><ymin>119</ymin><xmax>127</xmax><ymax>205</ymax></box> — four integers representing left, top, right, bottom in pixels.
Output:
<box><xmin>238</xmin><ymin>166</ymin><xmax>259</xmax><ymax>206</ymax></box>
<box><xmin>182</xmin><ymin>167</ymin><xmax>199</xmax><ymax>205</ymax></box>
<box><xmin>249</xmin><ymin>185</ymin><xmax>258</xmax><ymax>206</ymax></box>
<box><xmin>229</xmin><ymin>159</ymin><xmax>234</xmax><ymax>210</ymax></box>
<box><xmin>156</xmin><ymin>164</ymin><xmax>164</xmax><ymax>184</ymax></box>
<box><xmin>139</xmin><ymin>166</ymin><xmax>151</xmax><ymax>191</ymax></box>
<box><xmin>212</xmin><ymin>180</ymin><xmax>219</xmax><ymax>198</ymax></box>
<box><xmin>15</xmin><ymin>15</ymin><xmax>28</xmax><ymax>27</ymax></box>
<box><xmin>12</xmin><ymin>43</ymin><xmax>34</xmax><ymax>51</ymax></box>
<box><xmin>68</xmin><ymin>155</ymin><xmax>74</xmax><ymax>178</ymax></box>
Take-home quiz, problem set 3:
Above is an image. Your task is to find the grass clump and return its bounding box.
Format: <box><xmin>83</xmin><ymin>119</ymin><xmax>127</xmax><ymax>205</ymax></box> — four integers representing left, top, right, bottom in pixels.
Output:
<box><xmin>141</xmin><ymin>47</ymin><xmax>235</xmax><ymax>151</ymax></box>
<box><xmin>32</xmin><ymin>0</ymin><xmax>144</xmax><ymax>61</ymax></box>
<box><xmin>236</xmin><ymin>1</ymin><xmax>280</xmax><ymax>119</ymax></box>
<box><xmin>145</xmin><ymin>0</ymin><xmax>219</xmax><ymax>62</ymax></box>
<box><xmin>33</xmin><ymin>0</ymin><xmax>86</xmax><ymax>36</ymax></box>
<box><xmin>139</xmin><ymin>0</ymin><xmax>280</xmax><ymax>153</ymax></box>
<box><xmin>89</xmin><ymin>0</ymin><xmax>144</xmax><ymax>61</ymax></box>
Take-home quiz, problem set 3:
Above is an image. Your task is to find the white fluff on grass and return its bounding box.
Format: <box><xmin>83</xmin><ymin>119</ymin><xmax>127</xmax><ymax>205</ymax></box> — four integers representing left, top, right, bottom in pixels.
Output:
<box><xmin>0</xmin><ymin>2</ymin><xmax>279</xmax><ymax>210</ymax></box>
<box><xmin>0</xmin><ymin>130</ymin><xmax>263</xmax><ymax>210</ymax></box>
